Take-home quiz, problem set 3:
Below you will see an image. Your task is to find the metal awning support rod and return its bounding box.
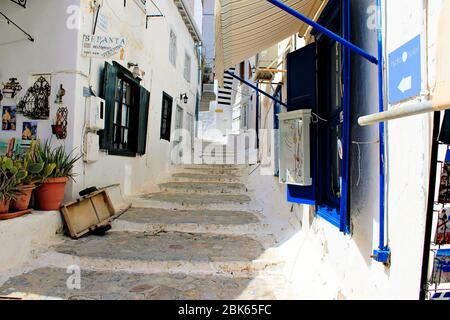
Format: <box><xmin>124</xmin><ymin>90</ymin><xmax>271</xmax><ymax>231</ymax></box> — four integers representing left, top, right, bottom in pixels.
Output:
<box><xmin>225</xmin><ymin>71</ymin><xmax>288</xmax><ymax>108</ymax></box>
<box><xmin>266</xmin><ymin>0</ymin><xmax>378</xmax><ymax>65</ymax></box>
<box><xmin>0</xmin><ymin>11</ymin><xmax>34</xmax><ymax>42</ymax></box>
<box><xmin>359</xmin><ymin>101</ymin><xmax>435</xmax><ymax>126</ymax></box>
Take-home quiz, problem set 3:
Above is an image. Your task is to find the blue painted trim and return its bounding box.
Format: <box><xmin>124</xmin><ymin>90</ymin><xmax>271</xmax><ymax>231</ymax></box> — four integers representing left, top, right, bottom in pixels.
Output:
<box><xmin>339</xmin><ymin>0</ymin><xmax>351</xmax><ymax>234</ymax></box>
<box><xmin>266</xmin><ymin>0</ymin><xmax>378</xmax><ymax>65</ymax></box>
<box><xmin>373</xmin><ymin>0</ymin><xmax>390</xmax><ymax>263</ymax></box>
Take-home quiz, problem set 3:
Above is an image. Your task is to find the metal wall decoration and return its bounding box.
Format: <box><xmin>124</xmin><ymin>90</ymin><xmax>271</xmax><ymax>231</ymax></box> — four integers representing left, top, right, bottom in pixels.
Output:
<box><xmin>10</xmin><ymin>0</ymin><xmax>27</xmax><ymax>8</ymax></box>
<box><xmin>52</xmin><ymin>106</ymin><xmax>68</xmax><ymax>140</ymax></box>
<box><xmin>55</xmin><ymin>84</ymin><xmax>66</xmax><ymax>104</ymax></box>
<box><xmin>2</xmin><ymin>78</ymin><xmax>22</xmax><ymax>98</ymax></box>
<box><xmin>17</xmin><ymin>76</ymin><xmax>51</xmax><ymax>119</ymax></box>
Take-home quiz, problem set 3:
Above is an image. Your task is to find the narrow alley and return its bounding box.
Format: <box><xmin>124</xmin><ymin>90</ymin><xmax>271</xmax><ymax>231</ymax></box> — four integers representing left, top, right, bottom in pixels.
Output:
<box><xmin>0</xmin><ymin>144</ymin><xmax>295</xmax><ymax>300</ymax></box>
<box><xmin>1</xmin><ymin>0</ymin><xmax>450</xmax><ymax>302</ymax></box>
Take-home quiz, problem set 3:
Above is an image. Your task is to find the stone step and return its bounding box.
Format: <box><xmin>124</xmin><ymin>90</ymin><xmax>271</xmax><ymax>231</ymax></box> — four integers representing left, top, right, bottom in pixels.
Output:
<box><xmin>159</xmin><ymin>182</ymin><xmax>247</xmax><ymax>194</ymax></box>
<box><xmin>37</xmin><ymin>232</ymin><xmax>282</xmax><ymax>276</ymax></box>
<box><xmin>112</xmin><ymin>207</ymin><xmax>261</xmax><ymax>235</ymax></box>
<box><xmin>171</xmin><ymin>173</ymin><xmax>242</xmax><ymax>183</ymax></box>
<box><xmin>178</xmin><ymin>168</ymin><xmax>248</xmax><ymax>176</ymax></box>
<box><xmin>131</xmin><ymin>192</ymin><xmax>252</xmax><ymax>210</ymax></box>
<box><xmin>0</xmin><ymin>267</ymin><xmax>289</xmax><ymax>300</ymax></box>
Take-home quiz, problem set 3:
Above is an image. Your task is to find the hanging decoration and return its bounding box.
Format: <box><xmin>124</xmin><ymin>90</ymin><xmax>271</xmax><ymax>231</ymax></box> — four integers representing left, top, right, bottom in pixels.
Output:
<box><xmin>52</xmin><ymin>106</ymin><xmax>68</xmax><ymax>140</ymax></box>
<box><xmin>54</xmin><ymin>84</ymin><xmax>66</xmax><ymax>104</ymax></box>
<box><xmin>10</xmin><ymin>0</ymin><xmax>27</xmax><ymax>8</ymax></box>
<box><xmin>17</xmin><ymin>75</ymin><xmax>51</xmax><ymax>119</ymax></box>
<box><xmin>2</xmin><ymin>78</ymin><xmax>22</xmax><ymax>98</ymax></box>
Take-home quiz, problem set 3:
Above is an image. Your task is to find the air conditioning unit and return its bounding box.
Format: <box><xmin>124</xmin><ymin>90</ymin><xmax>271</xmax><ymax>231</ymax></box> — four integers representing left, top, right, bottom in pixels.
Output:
<box><xmin>87</xmin><ymin>96</ymin><xmax>105</xmax><ymax>131</ymax></box>
<box><xmin>278</xmin><ymin>109</ymin><xmax>312</xmax><ymax>186</ymax></box>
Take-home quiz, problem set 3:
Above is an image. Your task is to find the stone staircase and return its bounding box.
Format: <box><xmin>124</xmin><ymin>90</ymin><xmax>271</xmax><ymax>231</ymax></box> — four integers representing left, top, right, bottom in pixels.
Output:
<box><xmin>0</xmin><ymin>162</ymin><xmax>293</xmax><ymax>300</ymax></box>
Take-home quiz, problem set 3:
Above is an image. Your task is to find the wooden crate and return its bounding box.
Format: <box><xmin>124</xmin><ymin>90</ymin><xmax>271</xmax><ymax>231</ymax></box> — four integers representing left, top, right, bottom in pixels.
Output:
<box><xmin>61</xmin><ymin>190</ymin><xmax>116</xmax><ymax>239</ymax></box>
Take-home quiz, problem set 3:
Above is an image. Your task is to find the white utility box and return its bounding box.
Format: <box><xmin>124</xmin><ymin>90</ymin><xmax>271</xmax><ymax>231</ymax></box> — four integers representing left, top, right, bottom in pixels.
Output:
<box><xmin>278</xmin><ymin>109</ymin><xmax>313</xmax><ymax>186</ymax></box>
<box><xmin>84</xmin><ymin>132</ymin><xmax>100</xmax><ymax>163</ymax></box>
<box><xmin>87</xmin><ymin>96</ymin><xmax>105</xmax><ymax>131</ymax></box>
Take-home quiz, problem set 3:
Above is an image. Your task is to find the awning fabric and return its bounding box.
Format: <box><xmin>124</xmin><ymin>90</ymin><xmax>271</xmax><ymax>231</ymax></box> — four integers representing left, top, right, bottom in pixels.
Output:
<box><xmin>215</xmin><ymin>0</ymin><xmax>327</xmax><ymax>85</ymax></box>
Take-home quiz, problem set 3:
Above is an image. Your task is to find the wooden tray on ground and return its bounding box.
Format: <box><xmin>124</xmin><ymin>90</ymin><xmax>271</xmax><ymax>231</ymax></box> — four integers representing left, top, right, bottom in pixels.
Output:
<box><xmin>60</xmin><ymin>186</ymin><xmax>131</xmax><ymax>239</ymax></box>
<box><xmin>0</xmin><ymin>209</ymin><xmax>33</xmax><ymax>221</ymax></box>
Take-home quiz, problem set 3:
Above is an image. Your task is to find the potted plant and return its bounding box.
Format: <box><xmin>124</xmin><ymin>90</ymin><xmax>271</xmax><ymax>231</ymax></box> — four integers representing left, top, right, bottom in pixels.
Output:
<box><xmin>34</xmin><ymin>140</ymin><xmax>80</xmax><ymax>211</ymax></box>
<box><xmin>0</xmin><ymin>170</ymin><xmax>20</xmax><ymax>214</ymax></box>
<box><xmin>9</xmin><ymin>150</ymin><xmax>48</xmax><ymax>212</ymax></box>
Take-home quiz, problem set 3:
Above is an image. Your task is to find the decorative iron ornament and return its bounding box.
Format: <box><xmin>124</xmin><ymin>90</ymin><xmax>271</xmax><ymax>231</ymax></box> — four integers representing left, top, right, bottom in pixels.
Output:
<box><xmin>10</xmin><ymin>0</ymin><xmax>27</xmax><ymax>8</ymax></box>
<box><xmin>2</xmin><ymin>78</ymin><xmax>22</xmax><ymax>98</ymax></box>
<box><xmin>17</xmin><ymin>76</ymin><xmax>51</xmax><ymax>119</ymax></box>
<box><xmin>52</xmin><ymin>106</ymin><xmax>68</xmax><ymax>140</ymax></box>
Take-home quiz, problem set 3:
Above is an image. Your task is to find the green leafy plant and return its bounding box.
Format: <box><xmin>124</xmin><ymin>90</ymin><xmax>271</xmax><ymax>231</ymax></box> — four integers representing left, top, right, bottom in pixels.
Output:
<box><xmin>35</xmin><ymin>140</ymin><xmax>81</xmax><ymax>182</ymax></box>
<box><xmin>0</xmin><ymin>171</ymin><xmax>20</xmax><ymax>202</ymax></box>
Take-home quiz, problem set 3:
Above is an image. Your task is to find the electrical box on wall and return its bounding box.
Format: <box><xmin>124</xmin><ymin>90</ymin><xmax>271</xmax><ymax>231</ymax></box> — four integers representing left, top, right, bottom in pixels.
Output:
<box><xmin>84</xmin><ymin>133</ymin><xmax>100</xmax><ymax>163</ymax></box>
<box><xmin>87</xmin><ymin>96</ymin><xmax>105</xmax><ymax>131</ymax></box>
<box><xmin>278</xmin><ymin>109</ymin><xmax>312</xmax><ymax>186</ymax></box>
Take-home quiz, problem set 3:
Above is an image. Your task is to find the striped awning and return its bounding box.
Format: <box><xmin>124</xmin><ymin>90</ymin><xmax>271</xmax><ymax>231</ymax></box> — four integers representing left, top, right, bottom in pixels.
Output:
<box><xmin>215</xmin><ymin>0</ymin><xmax>327</xmax><ymax>84</ymax></box>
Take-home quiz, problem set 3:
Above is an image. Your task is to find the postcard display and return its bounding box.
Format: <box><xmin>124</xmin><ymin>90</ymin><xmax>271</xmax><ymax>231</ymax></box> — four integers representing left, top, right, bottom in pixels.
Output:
<box><xmin>429</xmin><ymin>147</ymin><xmax>450</xmax><ymax>299</ymax></box>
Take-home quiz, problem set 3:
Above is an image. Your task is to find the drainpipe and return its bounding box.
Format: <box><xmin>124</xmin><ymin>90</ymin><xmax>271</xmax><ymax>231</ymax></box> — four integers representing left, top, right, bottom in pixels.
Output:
<box><xmin>371</xmin><ymin>0</ymin><xmax>391</xmax><ymax>264</ymax></box>
<box><xmin>256</xmin><ymin>81</ymin><xmax>260</xmax><ymax>149</ymax></box>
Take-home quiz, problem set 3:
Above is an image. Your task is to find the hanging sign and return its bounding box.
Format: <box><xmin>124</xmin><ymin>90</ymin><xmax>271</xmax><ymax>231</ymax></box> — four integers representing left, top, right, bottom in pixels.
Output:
<box><xmin>82</xmin><ymin>35</ymin><xmax>127</xmax><ymax>60</ymax></box>
<box><xmin>388</xmin><ymin>35</ymin><xmax>422</xmax><ymax>105</ymax></box>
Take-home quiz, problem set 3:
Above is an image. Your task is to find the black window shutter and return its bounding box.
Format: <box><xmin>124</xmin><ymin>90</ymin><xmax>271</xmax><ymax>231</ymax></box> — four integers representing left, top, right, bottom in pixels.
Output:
<box><xmin>286</xmin><ymin>43</ymin><xmax>318</xmax><ymax>205</ymax></box>
<box><xmin>137</xmin><ymin>87</ymin><xmax>150</xmax><ymax>155</ymax></box>
<box><xmin>160</xmin><ymin>93</ymin><xmax>173</xmax><ymax>141</ymax></box>
<box><xmin>100</xmin><ymin>62</ymin><xmax>117</xmax><ymax>150</ymax></box>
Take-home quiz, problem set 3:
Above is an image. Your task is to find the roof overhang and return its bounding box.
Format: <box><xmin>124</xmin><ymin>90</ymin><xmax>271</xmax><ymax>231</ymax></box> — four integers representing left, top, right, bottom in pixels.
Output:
<box><xmin>174</xmin><ymin>0</ymin><xmax>202</xmax><ymax>44</ymax></box>
<box><xmin>215</xmin><ymin>0</ymin><xmax>327</xmax><ymax>84</ymax></box>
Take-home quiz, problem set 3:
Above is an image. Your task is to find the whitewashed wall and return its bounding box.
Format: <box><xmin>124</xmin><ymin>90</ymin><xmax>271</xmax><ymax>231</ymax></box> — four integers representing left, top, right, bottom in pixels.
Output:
<box><xmin>0</xmin><ymin>0</ymin><xmax>201</xmax><ymax>199</ymax></box>
<box><xmin>70</xmin><ymin>0</ymin><xmax>201</xmax><ymax>197</ymax></box>
<box><xmin>0</xmin><ymin>0</ymin><xmax>80</xmax><ymax>202</ymax></box>
<box><xmin>250</xmin><ymin>0</ymin><xmax>442</xmax><ymax>299</ymax></box>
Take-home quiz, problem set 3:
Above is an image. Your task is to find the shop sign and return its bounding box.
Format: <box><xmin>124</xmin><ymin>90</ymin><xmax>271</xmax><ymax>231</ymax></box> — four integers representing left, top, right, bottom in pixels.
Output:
<box><xmin>82</xmin><ymin>35</ymin><xmax>127</xmax><ymax>60</ymax></box>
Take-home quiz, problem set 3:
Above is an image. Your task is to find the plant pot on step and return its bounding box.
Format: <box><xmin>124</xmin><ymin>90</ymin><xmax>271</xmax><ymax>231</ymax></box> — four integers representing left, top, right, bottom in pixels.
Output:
<box><xmin>0</xmin><ymin>198</ymin><xmax>10</xmax><ymax>214</ymax></box>
<box><xmin>35</xmin><ymin>177</ymin><xmax>68</xmax><ymax>211</ymax></box>
<box><xmin>10</xmin><ymin>184</ymin><xmax>36</xmax><ymax>212</ymax></box>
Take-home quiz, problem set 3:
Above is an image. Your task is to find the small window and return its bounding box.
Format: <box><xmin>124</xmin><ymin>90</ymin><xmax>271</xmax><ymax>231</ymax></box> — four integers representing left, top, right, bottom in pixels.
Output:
<box><xmin>100</xmin><ymin>62</ymin><xmax>150</xmax><ymax>157</ymax></box>
<box><xmin>169</xmin><ymin>29</ymin><xmax>177</xmax><ymax>67</ymax></box>
<box><xmin>161</xmin><ymin>92</ymin><xmax>173</xmax><ymax>141</ymax></box>
<box><xmin>184</xmin><ymin>53</ymin><xmax>191</xmax><ymax>83</ymax></box>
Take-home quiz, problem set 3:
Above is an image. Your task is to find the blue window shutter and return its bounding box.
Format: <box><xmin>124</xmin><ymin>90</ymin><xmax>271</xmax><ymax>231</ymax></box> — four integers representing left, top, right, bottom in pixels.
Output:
<box><xmin>286</xmin><ymin>43</ymin><xmax>317</xmax><ymax>205</ymax></box>
<box><xmin>99</xmin><ymin>62</ymin><xmax>117</xmax><ymax>151</ymax></box>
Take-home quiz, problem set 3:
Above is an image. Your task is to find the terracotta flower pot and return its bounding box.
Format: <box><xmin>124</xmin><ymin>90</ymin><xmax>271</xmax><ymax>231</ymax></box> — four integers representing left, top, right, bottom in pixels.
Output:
<box><xmin>0</xmin><ymin>199</ymin><xmax>10</xmax><ymax>214</ymax></box>
<box><xmin>11</xmin><ymin>184</ymin><xmax>36</xmax><ymax>212</ymax></box>
<box><xmin>35</xmin><ymin>177</ymin><xmax>69</xmax><ymax>211</ymax></box>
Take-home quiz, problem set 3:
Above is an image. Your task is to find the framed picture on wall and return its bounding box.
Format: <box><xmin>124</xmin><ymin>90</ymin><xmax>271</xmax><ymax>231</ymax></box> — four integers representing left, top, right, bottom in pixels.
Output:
<box><xmin>2</xmin><ymin>105</ymin><xmax>17</xmax><ymax>131</ymax></box>
<box><xmin>22</xmin><ymin>121</ymin><xmax>38</xmax><ymax>141</ymax></box>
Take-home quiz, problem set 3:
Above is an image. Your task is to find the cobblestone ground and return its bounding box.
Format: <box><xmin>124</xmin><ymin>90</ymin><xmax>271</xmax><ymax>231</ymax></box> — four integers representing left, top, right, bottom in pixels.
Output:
<box><xmin>0</xmin><ymin>164</ymin><xmax>293</xmax><ymax>300</ymax></box>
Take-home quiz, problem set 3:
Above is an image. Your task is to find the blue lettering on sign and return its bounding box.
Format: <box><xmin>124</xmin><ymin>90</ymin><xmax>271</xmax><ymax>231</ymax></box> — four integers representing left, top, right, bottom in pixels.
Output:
<box><xmin>388</xmin><ymin>35</ymin><xmax>422</xmax><ymax>105</ymax></box>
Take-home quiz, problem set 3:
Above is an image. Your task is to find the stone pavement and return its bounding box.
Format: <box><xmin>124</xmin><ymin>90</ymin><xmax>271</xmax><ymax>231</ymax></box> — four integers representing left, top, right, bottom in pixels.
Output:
<box><xmin>0</xmin><ymin>162</ymin><xmax>294</xmax><ymax>300</ymax></box>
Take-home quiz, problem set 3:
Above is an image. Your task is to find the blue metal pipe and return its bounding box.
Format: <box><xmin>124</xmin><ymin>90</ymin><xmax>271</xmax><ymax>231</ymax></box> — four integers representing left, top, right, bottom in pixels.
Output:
<box><xmin>340</xmin><ymin>0</ymin><xmax>351</xmax><ymax>234</ymax></box>
<box><xmin>373</xmin><ymin>0</ymin><xmax>390</xmax><ymax>264</ymax></box>
<box><xmin>225</xmin><ymin>71</ymin><xmax>289</xmax><ymax>108</ymax></box>
<box><xmin>266</xmin><ymin>0</ymin><xmax>378</xmax><ymax>65</ymax></box>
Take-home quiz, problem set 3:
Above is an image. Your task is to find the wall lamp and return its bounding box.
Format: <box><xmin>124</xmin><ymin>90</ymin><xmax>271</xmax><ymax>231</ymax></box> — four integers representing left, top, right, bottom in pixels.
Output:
<box><xmin>127</xmin><ymin>62</ymin><xmax>145</xmax><ymax>80</ymax></box>
<box><xmin>180</xmin><ymin>93</ymin><xmax>189</xmax><ymax>104</ymax></box>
